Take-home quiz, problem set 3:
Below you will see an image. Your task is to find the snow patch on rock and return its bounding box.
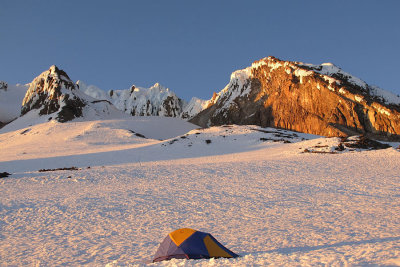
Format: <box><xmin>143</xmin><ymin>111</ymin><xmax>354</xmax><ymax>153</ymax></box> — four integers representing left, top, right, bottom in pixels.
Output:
<box><xmin>294</xmin><ymin>69</ymin><xmax>313</xmax><ymax>84</ymax></box>
<box><xmin>369</xmin><ymin>85</ymin><xmax>400</xmax><ymax>105</ymax></box>
<box><xmin>296</xmin><ymin>61</ymin><xmax>400</xmax><ymax>105</ymax></box>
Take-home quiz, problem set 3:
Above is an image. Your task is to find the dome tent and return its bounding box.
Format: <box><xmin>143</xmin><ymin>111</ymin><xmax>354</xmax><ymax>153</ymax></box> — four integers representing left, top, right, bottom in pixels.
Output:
<box><xmin>152</xmin><ymin>228</ymin><xmax>239</xmax><ymax>262</ymax></box>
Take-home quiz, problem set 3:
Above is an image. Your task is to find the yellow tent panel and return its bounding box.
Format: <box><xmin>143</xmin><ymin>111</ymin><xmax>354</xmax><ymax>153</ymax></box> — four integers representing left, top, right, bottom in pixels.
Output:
<box><xmin>203</xmin><ymin>235</ymin><xmax>233</xmax><ymax>258</ymax></box>
<box><xmin>169</xmin><ymin>228</ymin><xmax>196</xmax><ymax>246</ymax></box>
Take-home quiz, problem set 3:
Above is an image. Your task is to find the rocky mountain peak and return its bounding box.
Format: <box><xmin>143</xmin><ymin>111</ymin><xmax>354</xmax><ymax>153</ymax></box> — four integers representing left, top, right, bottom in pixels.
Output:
<box><xmin>20</xmin><ymin>66</ymin><xmax>120</xmax><ymax>123</ymax></box>
<box><xmin>152</xmin><ymin>82</ymin><xmax>162</xmax><ymax>89</ymax></box>
<box><xmin>190</xmin><ymin>56</ymin><xmax>400</xmax><ymax>140</ymax></box>
<box><xmin>21</xmin><ymin>65</ymin><xmax>83</xmax><ymax>121</ymax></box>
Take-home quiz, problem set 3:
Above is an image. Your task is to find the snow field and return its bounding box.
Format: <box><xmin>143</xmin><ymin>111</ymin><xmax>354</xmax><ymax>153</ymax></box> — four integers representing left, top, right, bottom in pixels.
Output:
<box><xmin>0</xmin><ymin>117</ymin><xmax>198</xmax><ymax>163</ymax></box>
<box><xmin>0</xmin><ymin>118</ymin><xmax>399</xmax><ymax>266</ymax></box>
<box><xmin>1</xmin><ymin>150</ymin><xmax>399</xmax><ymax>266</ymax></box>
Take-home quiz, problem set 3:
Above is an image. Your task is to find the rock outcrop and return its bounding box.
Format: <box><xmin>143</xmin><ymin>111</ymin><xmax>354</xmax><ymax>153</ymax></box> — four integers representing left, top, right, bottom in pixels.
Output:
<box><xmin>0</xmin><ymin>81</ymin><xmax>8</xmax><ymax>90</ymax></box>
<box><xmin>21</xmin><ymin>66</ymin><xmax>120</xmax><ymax>122</ymax></box>
<box><xmin>190</xmin><ymin>56</ymin><xmax>400</xmax><ymax>140</ymax></box>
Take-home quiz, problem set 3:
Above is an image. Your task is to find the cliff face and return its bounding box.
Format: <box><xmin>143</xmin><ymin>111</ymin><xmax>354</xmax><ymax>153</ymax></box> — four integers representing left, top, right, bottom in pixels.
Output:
<box><xmin>190</xmin><ymin>56</ymin><xmax>400</xmax><ymax>140</ymax></box>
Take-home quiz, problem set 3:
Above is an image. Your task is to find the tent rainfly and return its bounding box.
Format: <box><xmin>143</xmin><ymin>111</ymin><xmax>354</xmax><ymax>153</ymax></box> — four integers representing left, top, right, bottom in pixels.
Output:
<box><xmin>152</xmin><ymin>228</ymin><xmax>239</xmax><ymax>262</ymax></box>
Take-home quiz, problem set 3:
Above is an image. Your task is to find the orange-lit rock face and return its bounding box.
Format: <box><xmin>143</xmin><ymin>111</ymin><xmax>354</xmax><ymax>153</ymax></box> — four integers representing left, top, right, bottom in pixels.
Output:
<box><xmin>190</xmin><ymin>57</ymin><xmax>400</xmax><ymax>140</ymax></box>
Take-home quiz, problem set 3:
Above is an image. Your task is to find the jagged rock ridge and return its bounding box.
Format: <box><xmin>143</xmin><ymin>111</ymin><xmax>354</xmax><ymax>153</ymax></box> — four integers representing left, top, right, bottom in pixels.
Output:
<box><xmin>79</xmin><ymin>81</ymin><xmax>209</xmax><ymax>119</ymax></box>
<box><xmin>190</xmin><ymin>56</ymin><xmax>400</xmax><ymax>140</ymax></box>
<box><xmin>21</xmin><ymin>66</ymin><xmax>120</xmax><ymax>122</ymax></box>
<box><xmin>110</xmin><ymin>83</ymin><xmax>184</xmax><ymax>117</ymax></box>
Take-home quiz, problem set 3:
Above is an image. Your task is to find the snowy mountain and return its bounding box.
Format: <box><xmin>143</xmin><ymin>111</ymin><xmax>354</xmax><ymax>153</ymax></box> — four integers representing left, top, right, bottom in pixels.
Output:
<box><xmin>109</xmin><ymin>83</ymin><xmax>184</xmax><ymax>117</ymax></box>
<box><xmin>76</xmin><ymin>80</ymin><xmax>110</xmax><ymax>101</ymax></box>
<box><xmin>190</xmin><ymin>56</ymin><xmax>400</xmax><ymax>140</ymax></box>
<box><xmin>18</xmin><ymin>65</ymin><xmax>123</xmax><ymax>125</ymax></box>
<box><xmin>79</xmin><ymin>80</ymin><xmax>208</xmax><ymax>119</ymax></box>
<box><xmin>1</xmin><ymin>68</ymin><xmax>206</xmax><ymax>131</ymax></box>
<box><xmin>180</xmin><ymin>97</ymin><xmax>210</xmax><ymax>119</ymax></box>
<box><xmin>0</xmin><ymin>81</ymin><xmax>29</xmax><ymax>125</ymax></box>
<box><xmin>4</xmin><ymin>57</ymin><xmax>400</xmax><ymax>140</ymax></box>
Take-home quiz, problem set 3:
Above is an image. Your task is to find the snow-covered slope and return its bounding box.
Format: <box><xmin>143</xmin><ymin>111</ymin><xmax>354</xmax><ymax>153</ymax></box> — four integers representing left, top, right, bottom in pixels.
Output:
<box><xmin>180</xmin><ymin>97</ymin><xmax>210</xmax><ymax>119</ymax></box>
<box><xmin>76</xmin><ymin>80</ymin><xmax>110</xmax><ymax>101</ymax></box>
<box><xmin>0</xmin><ymin>117</ymin><xmax>199</xmax><ymax>162</ymax></box>
<box><xmin>0</xmin><ymin>118</ymin><xmax>399</xmax><ymax>266</ymax></box>
<box><xmin>0</xmin><ymin>82</ymin><xmax>29</xmax><ymax>123</ymax></box>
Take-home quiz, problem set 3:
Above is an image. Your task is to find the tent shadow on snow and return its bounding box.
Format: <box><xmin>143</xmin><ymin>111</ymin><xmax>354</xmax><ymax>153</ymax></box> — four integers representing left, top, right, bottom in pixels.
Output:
<box><xmin>246</xmin><ymin>236</ymin><xmax>400</xmax><ymax>256</ymax></box>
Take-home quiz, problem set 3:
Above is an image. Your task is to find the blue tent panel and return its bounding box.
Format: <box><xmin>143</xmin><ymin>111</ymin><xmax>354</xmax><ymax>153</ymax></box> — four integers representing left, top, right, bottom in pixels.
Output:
<box><xmin>179</xmin><ymin>231</ymin><xmax>210</xmax><ymax>259</ymax></box>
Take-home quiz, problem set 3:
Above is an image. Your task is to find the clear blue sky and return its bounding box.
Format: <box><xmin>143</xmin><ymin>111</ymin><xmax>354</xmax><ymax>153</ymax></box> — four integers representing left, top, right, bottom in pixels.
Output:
<box><xmin>1</xmin><ymin>0</ymin><xmax>399</xmax><ymax>100</ymax></box>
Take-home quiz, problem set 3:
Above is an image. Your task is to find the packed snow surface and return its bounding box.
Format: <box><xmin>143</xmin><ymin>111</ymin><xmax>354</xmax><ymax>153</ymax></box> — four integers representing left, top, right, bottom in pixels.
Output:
<box><xmin>0</xmin><ymin>117</ymin><xmax>399</xmax><ymax>266</ymax></box>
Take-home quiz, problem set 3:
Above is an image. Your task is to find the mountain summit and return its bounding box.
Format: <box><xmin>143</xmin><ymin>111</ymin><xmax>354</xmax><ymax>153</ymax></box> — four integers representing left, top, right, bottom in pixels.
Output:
<box><xmin>21</xmin><ymin>65</ymin><xmax>120</xmax><ymax>123</ymax></box>
<box><xmin>190</xmin><ymin>56</ymin><xmax>400</xmax><ymax>140</ymax></box>
<box><xmin>109</xmin><ymin>83</ymin><xmax>184</xmax><ymax>117</ymax></box>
